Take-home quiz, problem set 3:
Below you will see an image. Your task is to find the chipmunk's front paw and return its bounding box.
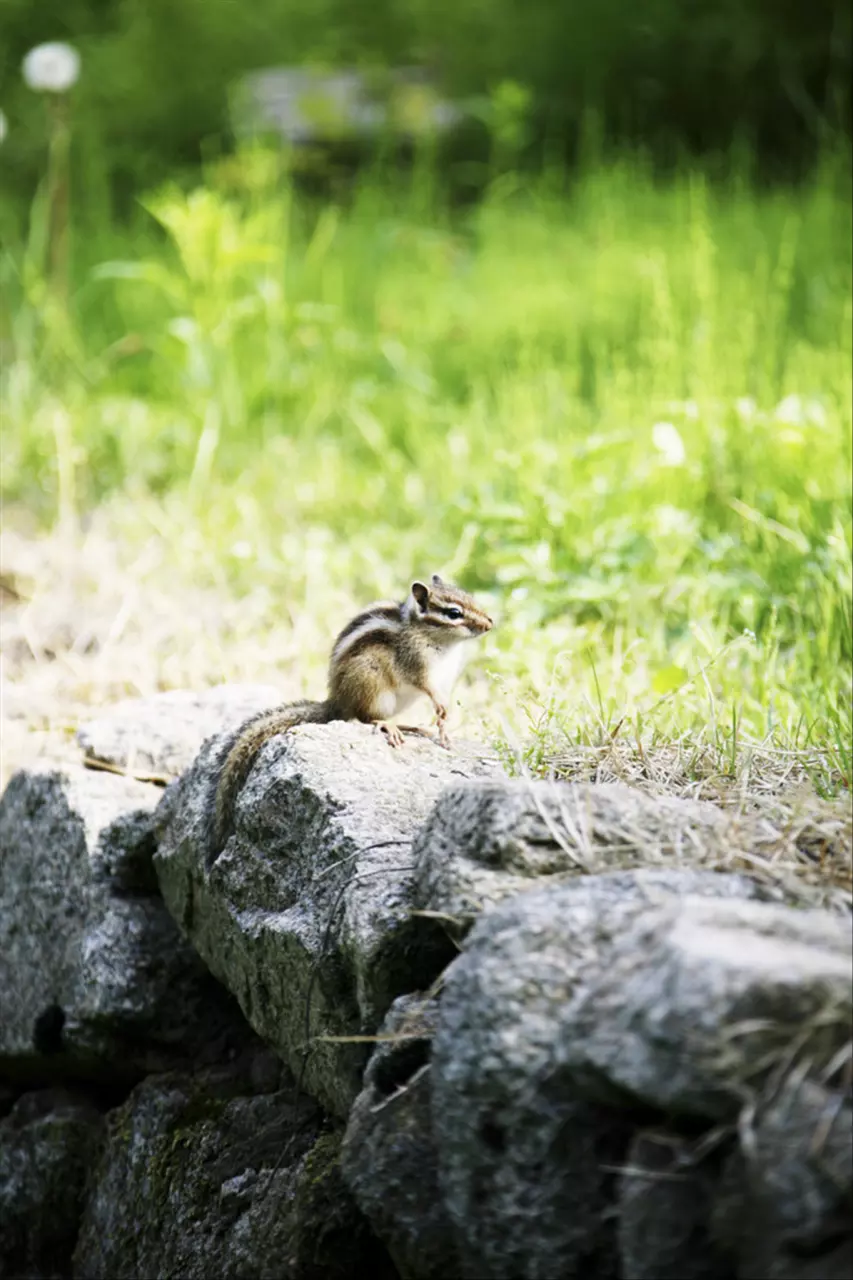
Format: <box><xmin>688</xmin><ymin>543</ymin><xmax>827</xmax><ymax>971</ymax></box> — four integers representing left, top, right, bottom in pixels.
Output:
<box><xmin>432</xmin><ymin>702</ymin><xmax>451</xmax><ymax>748</ymax></box>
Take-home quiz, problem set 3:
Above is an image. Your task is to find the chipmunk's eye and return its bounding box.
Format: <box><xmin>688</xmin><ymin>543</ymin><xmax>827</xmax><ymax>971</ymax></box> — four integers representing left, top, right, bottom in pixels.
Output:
<box><xmin>444</xmin><ymin>606</ymin><xmax>464</xmax><ymax>620</ymax></box>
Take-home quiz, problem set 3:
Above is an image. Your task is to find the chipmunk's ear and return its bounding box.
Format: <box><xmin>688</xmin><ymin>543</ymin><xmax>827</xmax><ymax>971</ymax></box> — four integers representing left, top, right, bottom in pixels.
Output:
<box><xmin>431</xmin><ymin>573</ymin><xmax>445</xmax><ymax>586</ymax></box>
<box><xmin>411</xmin><ymin>581</ymin><xmax>430</xmax><ymax>611</ymax></box>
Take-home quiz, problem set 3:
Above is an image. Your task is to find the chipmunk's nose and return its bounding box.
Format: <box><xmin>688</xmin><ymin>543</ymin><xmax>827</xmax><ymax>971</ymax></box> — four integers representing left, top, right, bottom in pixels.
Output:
<box><xmin>482</xmin><ymin>614</ymin><xmax>493</xmax><ymax>632</ymax></box>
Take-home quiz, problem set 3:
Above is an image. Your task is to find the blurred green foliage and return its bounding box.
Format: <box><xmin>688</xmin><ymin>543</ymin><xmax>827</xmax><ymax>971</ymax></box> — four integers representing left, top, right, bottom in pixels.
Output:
<box><xmin>0</xmin><ymin>0</ymin><xmax>850</xmax><ymax>213</ymax></box>
<box><xmin>0</xmin><ymin>2</ymin><xmax>850</xmax><ymax>780</ymax></box>
<box><xmin>1</xmin><ymin>145</ymin><xmax>850</xmax><ymax>772</ymax></box>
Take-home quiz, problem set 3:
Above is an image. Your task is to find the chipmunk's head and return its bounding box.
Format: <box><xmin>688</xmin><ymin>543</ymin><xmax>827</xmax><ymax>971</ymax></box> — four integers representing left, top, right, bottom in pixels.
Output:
<box><xmin>405</xmin><ymin>574</ymin><xmax>493</xmax><ymax>640</ymax></box>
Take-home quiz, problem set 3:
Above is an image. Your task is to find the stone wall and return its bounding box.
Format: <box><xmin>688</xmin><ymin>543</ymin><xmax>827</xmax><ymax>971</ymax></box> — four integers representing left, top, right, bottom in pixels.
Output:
<box><xmin>1</xmin><ymin>687</ymin><xmax>850</xmax><ymax>1279</ymax></box>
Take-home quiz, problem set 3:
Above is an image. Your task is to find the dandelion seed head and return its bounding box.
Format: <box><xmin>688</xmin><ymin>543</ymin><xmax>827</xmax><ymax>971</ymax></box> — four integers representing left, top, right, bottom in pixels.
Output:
<box><xmin>22</xmin><ymin>42</ymin><xmax>81</xmax><ymax>94</ymax></box>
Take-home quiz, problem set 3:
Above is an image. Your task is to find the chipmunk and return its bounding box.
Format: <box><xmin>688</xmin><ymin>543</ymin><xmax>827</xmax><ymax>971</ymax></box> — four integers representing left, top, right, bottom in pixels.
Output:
<box><xmin>206</xmin><ymin>574</ymin><xmax>492</xmax><ymax>857</ymax></box>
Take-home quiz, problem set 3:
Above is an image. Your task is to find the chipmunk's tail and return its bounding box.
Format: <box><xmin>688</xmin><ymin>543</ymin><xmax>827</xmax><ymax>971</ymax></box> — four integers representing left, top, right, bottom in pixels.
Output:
<box><xmin>207</xmin><ymin>700</ymin><xmax>335</xmax><ymax>861</ymax></box>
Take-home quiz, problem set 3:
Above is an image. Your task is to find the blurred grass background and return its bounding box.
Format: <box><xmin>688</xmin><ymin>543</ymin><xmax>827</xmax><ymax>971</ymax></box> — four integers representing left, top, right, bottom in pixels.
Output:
<box><xmin>0</xmin><ymin>0</ymin><xmax>851</xmax><ymax>793</ymax></box>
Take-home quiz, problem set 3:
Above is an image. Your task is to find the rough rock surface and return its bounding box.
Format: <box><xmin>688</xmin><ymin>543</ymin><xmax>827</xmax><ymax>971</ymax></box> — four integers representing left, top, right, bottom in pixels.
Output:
<box><xmin>0</xmin><ymin>764</ymin><xmax>251</xmax><ymax>1079</ymax></box>
<box><xmin>154</xmin><ymin>721</ymin><xmax>502</xmax><ymax>1115</ymax></box>
<box><xmin>341</xmin><ymin>994</ymin><xmax>460</xmax><ymax>1280</ymax></box>
<box><xmin>73</xmin><ymin>1048</ymin><xmax>396</xmax><ymax>1280</ymax></box>
<box><xmin>0</xmin><ymin>1088</ymin><xmax>105</xmax><ymax>1279</ymax></box>
<box><xmin>77</xmin><ymin>684</ymin><xmax>281</xmax><ymax>778</ymax></box>
<box><xmin>430</xmin><ymin>869</ymin><xmax>781</xmax><ymax>1280</ymax></box>
<box><xmin>559</xmin><ymin>894</ymin><xmax>852</xmax><ymax>1119</ymax></box>
<box><xmin>413</xmin><ymin>778</ymin><xmax>785</xmax><ymax>934</ymax></box>
<box><xmin>617</xmin><ymin>1130</ymin><xmax>733</xmax><ymax>1280</ymax></box>
<box><xmin>711</xmin><ymin>1077</ymin><xmax>853</xmax><ymax>1279</ymax></box>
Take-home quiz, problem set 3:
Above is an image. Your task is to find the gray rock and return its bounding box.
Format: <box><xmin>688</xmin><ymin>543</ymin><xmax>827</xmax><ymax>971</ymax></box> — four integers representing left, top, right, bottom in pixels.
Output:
<box><xmin>560</xmin><ymin>895</ymin><xmax>852</xmax><ymax>1119</ymax></box>
<box><xmin>431</xmin><ymin>869</ymin><xmax>772</xmax><ymax>1280</ymax></box>
<box><xmin>73</xmin><ymin>1057</ymin><xmax>395</xmax><ymax>1280</ymax></box>
<box><xmin>413</xmin><ymin>779</ymin><xmax>780</xmax><ymax>936</ymax></box>
<box><xmin>0</xmin><ymin>1088</ymin><xmax>104</xmax><ymax>1279</ymax></box>
<box><xmin>77</xmin><ymin>684</ymin><xmax>281</xmax><ymax>779</ymax></box>
<box><xmin>232</xmin><ymin>66</ymin><xmax>464</xmax><ymax>146</ymax></box>
<box><xmin>712</xmin><ymin>1077</ymin><xmax>852</xmax><ymax>1279</ymax></box>
<box><xmin>0</xmin><ymin>766</ymin><xmax>252</xmax><ymax>1078</ymax></box>
<box><xmin>341</xmin><ymin>994</ymin><xmax>460</xmax><ymax>1280</ymax></box>
<box><xmin>617</xmin><ymin>1129</ymin><xmax>734</xmax><ymax>1280</ymax></box>
<box><xmin>154</xmin><ymin>721</ymin><xmax>501</xmax><ymax>1116</ymax></box>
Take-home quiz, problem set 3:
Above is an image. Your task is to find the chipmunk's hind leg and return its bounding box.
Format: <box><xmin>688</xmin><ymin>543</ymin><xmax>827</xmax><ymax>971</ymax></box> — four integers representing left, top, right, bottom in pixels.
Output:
<box><xmin>375</xmin><ymin>721</ymin><xmax>405</xmax><ymax>748</ymax></box>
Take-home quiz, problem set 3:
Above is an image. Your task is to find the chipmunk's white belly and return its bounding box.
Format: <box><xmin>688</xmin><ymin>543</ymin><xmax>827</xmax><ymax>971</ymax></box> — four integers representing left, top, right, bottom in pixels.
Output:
<box><xmin>427</xmin><ymin>643</ymin><xmax>468</xmax><ymax>700</ymax></box>
<box><xmin>374</xmin><ymin>685</ymin><xmax>423</xmax><ymax>719</ymax></box>
<box><xmin>400</xmin><ymin>645</ymin><xmax>469</xmax><ymax>714</ymax></box>
<box><xmin>389</xmin><ymin>685</ymin><xmax>419</xmax><ymax>716</ymax></box>
<box><xmin>380</xmin><ymin>645</ymin><xmax>469</xmax><ymax>720</ymax></box>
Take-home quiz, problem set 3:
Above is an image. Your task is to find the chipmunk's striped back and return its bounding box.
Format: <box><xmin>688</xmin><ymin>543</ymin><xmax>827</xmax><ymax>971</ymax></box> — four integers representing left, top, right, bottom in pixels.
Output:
<box><xmin>331</xmin><ymin>603</ymin><xmax>402</xmax><ymax>664</ymax></box>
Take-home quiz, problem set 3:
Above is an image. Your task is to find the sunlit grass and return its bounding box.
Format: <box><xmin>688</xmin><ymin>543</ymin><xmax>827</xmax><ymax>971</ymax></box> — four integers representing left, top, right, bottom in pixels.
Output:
<box><xmin>1</xmin><ymin>145</ymin><xmax>851</xmax><ymax>793</ymax></box>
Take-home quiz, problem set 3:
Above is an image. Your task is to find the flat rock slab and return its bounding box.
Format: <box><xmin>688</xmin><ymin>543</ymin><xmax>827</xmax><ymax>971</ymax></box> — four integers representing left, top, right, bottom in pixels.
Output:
<box><xmin>560</xmin><ymin>894</ymin><xmax>852</xmax><ymax>1119</ymax></box>
<box><xmin>154</xmin><ymin>721</ymin><xmax>503</xmax><ymax>1116</ymax></box>
<box><xmin>73</xmin><ymin>1056</ymin><xmax>395</xmax><ymax>1280</ymax></box>
<box><xmin>413</xmin><ymin>778</ymin><xmax>797</xmax><ymax>934</ymax></box>
<box><xmin>0</xmin><ymin>765</ymin><xmax>252</xmax><ymax>1079</ymax></box>
<box><xmin>77</xmin><ymin>684</ymin><xmax>282</xmax><ymax>778</ymax></box>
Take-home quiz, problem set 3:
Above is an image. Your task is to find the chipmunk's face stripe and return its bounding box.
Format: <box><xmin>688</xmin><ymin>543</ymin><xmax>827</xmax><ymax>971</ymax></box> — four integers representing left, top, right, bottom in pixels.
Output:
<box><xmin>332</xmin><ymin>606</ymin><xmax>401</xmax><ymax>662</ymax></box>
<box><xmin>401</xmin><ymin>576</ymin><xmax>495</xmax><ymax>636</ymax></box>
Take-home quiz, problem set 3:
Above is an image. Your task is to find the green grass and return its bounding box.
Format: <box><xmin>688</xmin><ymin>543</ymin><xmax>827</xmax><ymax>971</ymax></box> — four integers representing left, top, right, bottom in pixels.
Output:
<box><xmin>1</xmin><ymin>144</ymin><xmax>851</xmax><ymax>792</ymax></box>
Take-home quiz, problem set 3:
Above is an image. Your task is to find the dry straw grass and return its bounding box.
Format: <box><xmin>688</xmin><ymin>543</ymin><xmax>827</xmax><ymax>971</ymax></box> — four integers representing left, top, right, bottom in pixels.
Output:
<box><xmin>0</xmin><ymin>514</ymin><xmax>497</xmax><ymax>784</ymax></box>
<box><xmin>0</xmin><ymin>515</ymin><xmax>338</xmax><ymax>784</ymax></box>
<box><xmin>539</xmin><ymin>741</ymin><xmax>852</xmax><ymax>908</ymax></box>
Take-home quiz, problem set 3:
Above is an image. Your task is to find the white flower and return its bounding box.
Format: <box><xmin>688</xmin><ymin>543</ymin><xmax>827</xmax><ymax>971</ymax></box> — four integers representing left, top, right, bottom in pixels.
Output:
<box><xmin>774</xmin><ymin>394</ymin><xmax>806</xmax><ymax>426</ymax></box>
<box><xmin>0</xmin><ymin>109</ymin><xmax>7</xmax><ymax>144</ymax></box>
<box><xmin>652</xmin><ymin>421</ymin><xmax>686</xmax><ymax>466</ymax></box>
<box><xmin>22</xmin><ymin>42</ymin><xmax>81</xmax><ymax>94</ymax></box>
